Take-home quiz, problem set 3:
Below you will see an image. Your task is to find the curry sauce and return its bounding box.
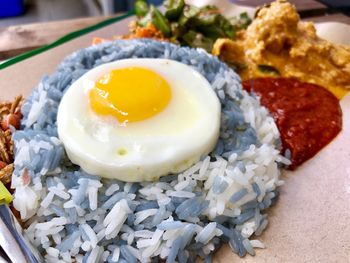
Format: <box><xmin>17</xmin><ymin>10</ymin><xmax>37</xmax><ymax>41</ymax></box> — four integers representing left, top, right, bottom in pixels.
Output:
<box><xmin>212</xmin><ymin>0</ymin><xmax>350</xmax><ymax>99</ymax></box>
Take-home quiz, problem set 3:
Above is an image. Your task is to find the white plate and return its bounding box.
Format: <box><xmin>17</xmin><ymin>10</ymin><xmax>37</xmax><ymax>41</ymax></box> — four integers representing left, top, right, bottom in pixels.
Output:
<box><xmin>315</xmin><ymin>22</ymin><xmax>350</xmax><ymax>45</ymax></box>
<box><xmin>0</xmin><ymin>3</ymin><xmax>349</xmax><ymax>262</ymax></box>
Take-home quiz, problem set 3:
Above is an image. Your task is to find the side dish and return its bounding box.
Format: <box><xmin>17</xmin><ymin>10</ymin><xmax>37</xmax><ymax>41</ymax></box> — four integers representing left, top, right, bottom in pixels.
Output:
<box><xmin>243</xmin><ymin>78</ymin><xmax>342</xmax><ymax>168</ymax></box>
<box><xmin>130</xmin><ymin>0</ymin><xmax>251</xmax><ymax>52</ymax></box>
<box><xmin>0</xmin><ymin>96</ymin><xmax>22</xmax><ymax>185</ymax></box>
<box><xmin>212</xmin><ymin>0</ymin><xmax>350</xmax><ymax>99</ymax></box>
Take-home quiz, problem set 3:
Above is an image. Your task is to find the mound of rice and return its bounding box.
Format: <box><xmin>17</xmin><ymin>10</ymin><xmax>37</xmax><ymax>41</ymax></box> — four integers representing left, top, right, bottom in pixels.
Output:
<box><xmin>11</xmin><ymin>39</ymin><xmax>289</xmax><ymax>263</ymax></box>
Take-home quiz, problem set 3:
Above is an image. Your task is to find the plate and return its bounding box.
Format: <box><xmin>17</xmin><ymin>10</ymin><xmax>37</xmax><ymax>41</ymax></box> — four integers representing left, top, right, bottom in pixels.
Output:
<box><xmin>315</xmin><ymin>22</ymin><xmax>350</xmax><ymax>45</ymax></box>
<box><xmin>0</xmin><ymin>3</ymin><xmax>349</xmax><ymax>263</ymax></box>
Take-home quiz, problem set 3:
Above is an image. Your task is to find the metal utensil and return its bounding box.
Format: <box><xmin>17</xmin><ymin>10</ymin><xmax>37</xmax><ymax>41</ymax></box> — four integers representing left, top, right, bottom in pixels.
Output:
<box><xmin>0</xmin><ymin>205</ymin><xmax>43</xmax><ymax>263</ymax></box>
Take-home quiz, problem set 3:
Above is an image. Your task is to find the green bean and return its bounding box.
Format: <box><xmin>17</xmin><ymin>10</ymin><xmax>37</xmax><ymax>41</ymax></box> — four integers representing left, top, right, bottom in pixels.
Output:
<box><xmin>135</xmin><ymin>0</ymin><xmax>149</xmax><ymax>18</ymax></box>
<box><xmin>138</xmin><ymin>11</ymin><xmax>152</xmax><ymax>27</ymax></box>
<box><xmin>193</xmin><ymin>7</ymin><xmax>234</xmax><ymax>39</ymax></box>
<box><xmin>229</xmin><ymin>12</ymin><xmax>252</xmax><ymax>30</ymax></box>
<box><xmin>133</xmin><ymin>0</ymin><xmax>253</xmax><ymax>49</ymax></box>
<box><xmin>181</xmin><ymin>30</ymin><xmax>196</xmax><ymax>44</ymax></box>
<box><xmin>193</xmin><ymin>6</ymin><xmax>220</xmax><ymax>26</ymax></box>
<box><xmin>219</xmin><ymin>17</ymin><xmax>235</xmax><ymax>38</ymax></box>
<box><xmin>238</xmin><ymin>12</ymin><xmax>252</xmax><ymax>29</ymax></box>
<box><xmin>164</xmin><ymin>0</ymin><xmax>185</xmax><ymax>21</ymax></box>
<box><xmin>181</xmin><ymin>31</ymin><xmax>213</xmax><ymax>52</ymax></box>
<box><xmin>194</xmin><ymin>13</ymin><xmax>218</xmax><ymax>26</ymax></box>
<box><xmin>197</xmin><ymin>24</ymin><xmax>224</xmax><ymax>39</ymax></box>
<box><xmin>178</xmin><ymin>5</ymin><xmax>200</xmax><ymax>27</ymax></box>
<box><xmin>151</xmin><ymin>5</ymin><xmax>172</xmax><ymax>37</ymax></box>
<box><xmin>258</xmin><ymin>65</ymin><xmax>280</xmax><ymax>75</ymax></box>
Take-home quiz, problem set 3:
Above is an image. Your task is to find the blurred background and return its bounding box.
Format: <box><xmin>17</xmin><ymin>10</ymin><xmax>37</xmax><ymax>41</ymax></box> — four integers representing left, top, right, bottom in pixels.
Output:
<box><xmin>0</xmin><ymin>0</ymin><xmax>163</xmax><ymax>27</ymax></box>
<box><xmin>0</xmin><ymin>0</ymin><xmax>349</xmax><ymax>61</ymax></box>
<box><xmin>0</xmin><ymin>0</ymin><xmax>349</xmax><ymax>27</ymax></box>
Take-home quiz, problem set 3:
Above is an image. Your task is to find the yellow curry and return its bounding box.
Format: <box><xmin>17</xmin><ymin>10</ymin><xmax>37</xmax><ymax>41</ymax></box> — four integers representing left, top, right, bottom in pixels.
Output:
<box><xmin>212</xmin><ymin>0</ymin><xmax>350</xmax><ymax>99</ymax></box>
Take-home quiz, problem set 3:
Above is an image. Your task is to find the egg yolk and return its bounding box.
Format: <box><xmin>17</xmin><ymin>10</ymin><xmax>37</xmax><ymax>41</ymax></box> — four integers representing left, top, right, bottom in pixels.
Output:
<box><xmin>89</xmin><ymin>67</ymin><xmax>172</xmax><ymax>124</ymax></box>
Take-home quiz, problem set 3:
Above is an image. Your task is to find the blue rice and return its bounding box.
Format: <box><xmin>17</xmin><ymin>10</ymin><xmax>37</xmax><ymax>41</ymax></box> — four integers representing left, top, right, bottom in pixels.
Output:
<box><xmin>11</xmin><ymin>39</ymin><xmax>289</xmax><ymax>262</ymax></box>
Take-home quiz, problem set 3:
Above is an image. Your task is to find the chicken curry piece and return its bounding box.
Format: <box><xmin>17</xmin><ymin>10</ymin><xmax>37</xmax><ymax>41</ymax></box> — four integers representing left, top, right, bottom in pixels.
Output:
<box><xmin>212</xmin><ymin>0</ymin><xmax>350</xmax><ymax>99</ymax></box>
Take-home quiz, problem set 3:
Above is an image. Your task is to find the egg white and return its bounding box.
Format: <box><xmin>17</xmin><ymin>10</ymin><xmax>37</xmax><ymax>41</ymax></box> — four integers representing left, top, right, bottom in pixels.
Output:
<box><xmin>57</xmin><ymin>58</ymin><xmax>221</xmax><ymax>181</ymax></box>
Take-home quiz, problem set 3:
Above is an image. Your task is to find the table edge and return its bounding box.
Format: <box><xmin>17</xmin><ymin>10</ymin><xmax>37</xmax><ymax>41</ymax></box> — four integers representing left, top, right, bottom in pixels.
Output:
<box><xmin>0</xmin><ymin>11</ymin><xmax>134</xmax><ymax>70</ymax></box>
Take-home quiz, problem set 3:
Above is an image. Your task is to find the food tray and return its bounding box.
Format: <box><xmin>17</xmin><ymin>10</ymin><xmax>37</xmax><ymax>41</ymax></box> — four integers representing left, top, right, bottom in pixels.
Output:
<box><xmin>0</xmin><ymin>5</ymin><xmax>349</xmax><ymax>263</ymax></box>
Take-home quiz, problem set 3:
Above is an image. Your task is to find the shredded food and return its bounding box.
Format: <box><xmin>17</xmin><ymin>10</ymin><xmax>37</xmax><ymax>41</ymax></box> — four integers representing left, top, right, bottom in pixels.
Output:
<box><xmin>92</xmin><ymin>23</ymin><xmax>167</xmax><ymax>46</ymax></box>
<box><xmin>0</xmin><ymin>96</ymin><xmax>23</xmax><ymax>185</ymax></box>
<box><xmin>122</xmin><ymin>22</ymin><xmax>166</xmax><ymax>41</ymax></box>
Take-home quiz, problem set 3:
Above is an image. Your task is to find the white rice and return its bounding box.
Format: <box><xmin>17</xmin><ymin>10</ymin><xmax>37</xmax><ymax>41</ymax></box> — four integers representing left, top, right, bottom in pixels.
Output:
<box><xmin>11</xmin><ymin>39</ymin><xmax>290</xmax><ymax>262</ymax></box>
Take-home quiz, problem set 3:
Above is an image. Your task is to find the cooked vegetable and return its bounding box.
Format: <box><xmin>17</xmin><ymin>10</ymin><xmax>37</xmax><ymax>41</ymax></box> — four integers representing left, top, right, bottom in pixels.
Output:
<box><xmin>258</xmin><ymin>65</ymin><xmax>280</xmax><ymax>75</ymax></box>
<box><xmin>178</xmin><ymin>5</ymin><xmax>200</xmax><ymax>27</ymax></box>
<box><xmin>135</xmin><ymin>0</ymin><xmax>149</xmax><ymax>17</ymax></box>
<box><xmin>182</xmin><ymin>30</ymin><xmax>214</xmax><ymax>51</ymax></box>
<box><xmin>164</xmin><ymin>0</ymin><xmax>185</xmax><ymax>21</ymax></box>
<box><xmin>138</xmin><ymin>11</ymin><xmax>152</xmax><ymax>27</ymax></box>
<box><xmin>232</xmin><ymin>12</ymin><xmax>252</xmax><ymax>30</ymax></box>
<box><xmin>193</xmin><ymin>6</ymin><xmax>220</xmax><ymax>26</ymax></box>
<box><xmin>134</xmin><ymin>1</ymin><xmax>252</xmax><ymax>52</ymax></box>
<box><xmin>150</xmin><ymin>5</ymin><xmax>172</xmax><ymax>37</ymax></box>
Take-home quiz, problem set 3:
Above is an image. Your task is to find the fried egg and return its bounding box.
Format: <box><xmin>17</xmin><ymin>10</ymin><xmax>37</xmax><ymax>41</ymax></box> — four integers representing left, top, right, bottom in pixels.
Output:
<box><xmin>57</xmin><ymin>58</ymin><xmax>220</xmax><ymax>181</ymax></box>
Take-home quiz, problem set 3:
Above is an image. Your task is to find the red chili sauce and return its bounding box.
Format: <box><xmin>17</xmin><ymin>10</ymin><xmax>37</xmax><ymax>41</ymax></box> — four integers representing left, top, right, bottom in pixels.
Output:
<box><xmin>242</xmin><ymin>78</ymin><xmax>342</xmax><ymax>169</ymax></box>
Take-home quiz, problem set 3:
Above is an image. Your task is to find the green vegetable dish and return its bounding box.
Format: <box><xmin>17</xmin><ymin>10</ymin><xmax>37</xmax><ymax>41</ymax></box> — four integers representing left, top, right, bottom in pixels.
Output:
<box><xmin>134</xmin><ymin>0</ymin><xmax>252</xmax><ymax>51</ymax></box>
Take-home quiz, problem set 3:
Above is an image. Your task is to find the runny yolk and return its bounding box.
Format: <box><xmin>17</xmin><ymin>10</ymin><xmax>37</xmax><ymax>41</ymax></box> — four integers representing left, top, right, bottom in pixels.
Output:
<box><xmin>89</xmin><ymin>67</ymin><xmax>172</xmax><ymax>124</ymax></box>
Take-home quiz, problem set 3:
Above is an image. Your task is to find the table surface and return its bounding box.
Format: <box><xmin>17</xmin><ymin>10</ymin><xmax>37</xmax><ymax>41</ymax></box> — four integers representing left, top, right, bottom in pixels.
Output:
<box><xmin>0</xmin><ymin>0</ymin><xmax>349</xmax><ymax>60</ymax></box>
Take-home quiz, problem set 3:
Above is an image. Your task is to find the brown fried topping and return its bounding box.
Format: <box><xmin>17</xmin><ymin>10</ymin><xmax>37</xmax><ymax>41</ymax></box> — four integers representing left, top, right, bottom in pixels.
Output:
<box><xmin>0</xmin><ymin>96</ymin><xmax>23</xmax><ymax>185</ymax></box>
<box><xmin>0</xmin><ymin>163</ymin><xmax>13</xmax><ymax>185</ymax></box>
<box><xmin>121</xmin><ymin>22</ymin><xmax>167</xmax><ymax>41</ymax></box>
